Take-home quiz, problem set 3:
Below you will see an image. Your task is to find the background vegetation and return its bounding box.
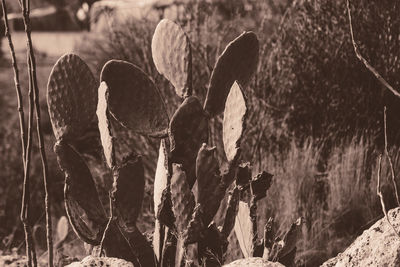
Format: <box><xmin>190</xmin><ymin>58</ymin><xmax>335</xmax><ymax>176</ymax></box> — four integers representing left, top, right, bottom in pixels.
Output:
<box><xmin>1</xmin><ymin>0</ymin><xmax>400</xmax><ymax>266</ymax></box>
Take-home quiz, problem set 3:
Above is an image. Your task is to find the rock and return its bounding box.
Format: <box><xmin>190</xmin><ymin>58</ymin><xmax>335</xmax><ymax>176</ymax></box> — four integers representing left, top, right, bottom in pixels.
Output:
<box><xmin>322</xmin><ymin>207</ymin><xmax>400</xmax><ymax>267</ymax></box>
<box><xmin>66</xmin><ymin>256</ymin><xmax>134</xmax><ymax>267</ymax></box>
<box><xmin>223</xmin><ymin>257</ymin><xmax>285</xmax><ymax>267</ymax></box>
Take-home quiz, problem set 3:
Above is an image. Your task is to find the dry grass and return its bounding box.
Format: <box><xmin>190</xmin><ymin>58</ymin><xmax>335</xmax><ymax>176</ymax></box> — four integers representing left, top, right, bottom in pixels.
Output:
<box><xmin>254</xmin><ymin>137</ymin><xmax>400</xmax><ymax>266</ymax></box>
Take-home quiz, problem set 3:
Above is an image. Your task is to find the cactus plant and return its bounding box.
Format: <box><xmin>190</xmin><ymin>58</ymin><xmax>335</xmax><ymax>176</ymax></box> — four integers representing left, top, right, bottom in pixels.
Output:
<box><xmin>46</xmin><ymin>18</ymin><xmax>300</xmax><ymax>267</ymax></box>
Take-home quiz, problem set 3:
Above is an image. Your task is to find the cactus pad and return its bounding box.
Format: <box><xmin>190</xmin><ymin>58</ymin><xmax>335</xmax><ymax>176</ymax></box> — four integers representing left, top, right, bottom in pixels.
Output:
<box><xmin>54</xmin><ymin>141</ymin><xmax>107</xmax><ymax>245</ymax></box>
<box><xmin>169</xmin><ymin>96</ymin><xmax>208</xmax><ymax>188</ymax></box>
<box><xmin>204</xmin><ymin>32</ymin><xmax>258</xmax><ymax>117</ymax></box>
<box><xmin>234</xmin><ymin>201</ymin><xmax>254</xmax><ymax>258</ymax></box>
<box><xmin>195</xmin><ymin>143</ymin><xmax>220</xmax><ymax>206</ymax></box>
<box><xmin>57</xmin><ymin>216</ymin><xmax>69</xmax><ymax>242</ymax></box>
<box><xmin>170</xmin><ymin>164</ymin><xmax>195</xmax><ymax>235</ymax></box>
<box><xmin>154</xmin><ymin>140</ymin><xmax>169</xmax><ymax>217</ymax></box>
<box><xmin>153</xmin><ymin>140</ymin><xmax>169</xmax><ymax>260</ymax></box>
<box><xmin>96</xmin><ymin>82</ymin><xmax>115</xmax><ymax>168</ymax></box>
<box><xmin>250</xmin><ymin>172</ymin><xmax>273</xmax><ymax>201</ymax></box>
<box><xmin>100</xmin><ymin>60</ymin><xmax>168</xmax><ymax>136</ymax></box>
<box><xmin>114</xmin><ymin>154</ymin><xmax>145</xmax><ymax>231</ymax></box>
<box><xmin>47</xmin><ymin>53</ymin><xmax>97</xmax><ymax>141</ymax></box>
<box><xmin>152</xmin><ymin>19</ymin><xmax>192</xmax><ymax>98</ymax></box>
<box><xmin>221</xmin><ymin>187</ymin><xmax>240</xmax><ymax>239</ymax></box>
<box><xmin>223</xmin><ymin>82</ymin><xmax>248</xmax><ymax>162</ymax></box>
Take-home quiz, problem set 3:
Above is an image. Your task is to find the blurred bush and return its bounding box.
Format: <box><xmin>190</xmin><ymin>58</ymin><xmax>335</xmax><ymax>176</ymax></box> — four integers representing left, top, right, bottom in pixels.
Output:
<box><xmin>264</xmin><ymin>0</ymin><xmax>400</xmax><ymax>146</ymax></box>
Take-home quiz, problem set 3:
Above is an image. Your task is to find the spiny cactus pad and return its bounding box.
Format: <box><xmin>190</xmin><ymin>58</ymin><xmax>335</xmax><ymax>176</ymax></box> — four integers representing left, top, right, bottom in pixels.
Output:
<box><xmin>195</xmin><ymin>143</ymin><xmax>220</xmax><ymax>207</ymax></box>
<box><xmin>169</xmin><ymin>96</ymin><xmax>208</xmax><ymax>188</ymax></box>
<box><xmin>100</xmin><ymin>60</ymin><xmax>168</xmax><ymax>136</ymax></box>
<box><xmin>170</xmin><ymin>164</ymin><xmax>195</xmax><ymax>235</ymax></box>
<box><xmin>47</xmin><ymin>53</ymin><xmax>97</xmax><ymax>141</ymax></box>
<box><xmin>234</xmin><ymin>201</ymin><xmax>254</xmax><ymax>258</ymax></box>
<box><xmin>97</xmin><ymin>82</ymin><xmax>115</xmax><ymax>168</ymax></box>
<box><xmin>54</xmin><ymin>141</ymin><xmax>107</xmax><ymax>245</ymax></box>
<box><xmin>114</xmin><ymin>155</ymin><xmax>145</xmax><ymax>231</ymax></box>
<box><xmin>152</xmin><ymin>19</ymin><xmax>192</xmax><ymax>98</ymax></box>
<box><xmin>223</xmin><ymin>82</ymin><xmax>248</xmax><ymax>162</ymax></box>
<box><xmin>204</xmin><ymin>32</ymin><xmax>259</xmax><ymax>117</ymax></box>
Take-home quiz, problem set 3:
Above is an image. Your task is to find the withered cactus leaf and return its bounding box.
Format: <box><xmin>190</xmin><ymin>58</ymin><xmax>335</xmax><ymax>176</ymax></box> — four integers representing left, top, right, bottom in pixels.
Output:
<box><xmin>221</xmin><ymin>186</ymin><xmax>240</xmax><ymax>240</ymax></box>
<box><xmin>96</xmin><ymin>82</ymin><xmax>115</xmax><ymax>169</ymax></box>
<box><xmin>223</xmin><ymin>82</ymin><xmax>248</xmax><ymax>162</ymax></box>
<box><xmin>100</xmin><ymin>60</ymin><xmax>168</xmax><ymax>137</ymax></box>
<box><xmin>169</xmin><ymin>96</ymin><xmax>208</xmax><ymax>188</ymax></box>
<box><xmin>54</xmin><ymin>141</ymin><xmax>107</xmax><ymax>245</ymax></box>
<box><xmin>236</xmin><ymin>162</ymin><xmax>252</xmax><ymax>188</ymax></box>
<box><xmin>47</xmin><ymin>53</ymin><xmax>97</xmax><ymax>141</ymax></box>
<box><xmin>234</xmin><ymin>201</ymin><xmax>254</xmax><ymax>258</ymax></box>
<box><xmin>271</xmin><ymin>218</ymin><xmax>303</xmax><ymax>265</ymax></box>
<box><xmin>152</xmin><ymin>19</ymin><xmax>192</xmax><ymax>98</ymax></box>
<box><xmin>114</xmin><ymin>154</ymin><xmax>145</xmax><ymax>231</ymax></box>
<box><xmin>170</xmin><ymin>164</ymin><xmax>195</xmax><ymax>235</ymax></box>
<box><xmin>263</xmin><ymin>218</ymin><xmax>274</xmax><ymax>260</ymax></box>
<box><xmin>204</xmin><ymin>32</ymin><xmax>259</xmax><ymax>117</ymax></box>
<box><xmin>250</xmin><ymin>171</ymin><xmax>273</xmax><ymax>201</ymax></box>
<box><xmin>195</xmin><ymin>143</ymin><xmax>220</xmax><ymax>207</ymax></box>
<box><xmin>153</xmin><ymin>140</ymin><xmax>169</xmax><ymax>261</ymax></box>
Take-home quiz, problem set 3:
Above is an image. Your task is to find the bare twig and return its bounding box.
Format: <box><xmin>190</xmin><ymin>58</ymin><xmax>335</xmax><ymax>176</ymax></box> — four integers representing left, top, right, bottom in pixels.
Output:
<box><xmin>0</xmin><ymin>2</ymin><xmax>34</xmax><ymax>265</ymax></box>
<box><xmin>1</xmin><ymin>0</ymin><xmax>26</xmax><ymax>159</ymax></box>
<box><xmin>20</xmin><ymin>1</ymin><xmax>53</xmax><ymax>265</ymax></box>
<box><xmin>383</xmin><ymin>106</ymin><xmax>400</xmax><ymax>207</ymax></box>
<box><xmin>377</xmin><ymin>154</ymin><xmax>400</xmax><ymax>239</ymax></box>
<box><xmin>346</xmin><ymin>0</ymin><xmax>400</xmax><ymax>98</ymax></box>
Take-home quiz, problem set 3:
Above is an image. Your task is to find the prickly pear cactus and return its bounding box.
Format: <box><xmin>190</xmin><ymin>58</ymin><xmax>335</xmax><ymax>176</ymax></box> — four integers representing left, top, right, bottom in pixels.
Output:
<box><xmin>46</xmin><ymin>18</ymin><xmax>296</xmax><ymax>267</ymax></box>
<box><xmin>100</xmin><ymin>59</ymin><xmax>169</xmax><ymax>137</ymax></box>
<box><xmin>47</xmin><ymin>53</ymin><xmax>97</xmax><ymax>141</ymax></box>
<box><xmin>152</xmin><ymin>19</ymin><xmax>192</xmax><ymax>98</ymax></box>
<box><xmin>204</xmin><ymin>31</ymin><xmax>259</xmax><ymax>117</ymax></box>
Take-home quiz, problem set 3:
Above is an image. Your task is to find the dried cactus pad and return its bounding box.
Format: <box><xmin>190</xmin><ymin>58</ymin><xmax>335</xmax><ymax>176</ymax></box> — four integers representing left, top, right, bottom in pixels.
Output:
<box><xmin>54</xmin><ymin>141</ymin><xmax>107</xmax><ymax>245</ymax></box>
<box><xmin>100</xmin><ymin>60</ymin><xmax>168</xmax><ymax>136</ymax></box>
<box><xmin>170</xmin><ymin>163</ymin><xmax>195</xmax><ymax>235</ymax></box>
<box><xmin>195</xmin><ymin>143</ymin><xmax>222</xmax><ymax>225</ymax></box>
<box><xmin>57</xmin><ymin>216</ymin><xmax>69</xmax><ymax>242</ymax></box>
<box><xmin>47</xmin><ymin>53</ymin><xmax>97</xmax><ymax>141</ymax></box>
<box><xmin>114</xmin><ymin>155</ymin><xmax>145</xmax><ymax>231</ymax></box>
<box><xmin>234</xmin><ymin>201</ymin><xmax>254</xmax><ymax>258</ymax></box>
<box><xmin>97</xmin><ymin>82</ymin><xmax>115</xmax><ymax>168</ymax></box>
<box><xmin>204</xmin><ymin>31</ymin><xmax>258</xmax><ymax>117</ymax></box>
<box><xmin>169</xmin><ymin>96</ymin><xmax>209</xmax><ymax>188</ymax></box>
<box><xmin>223</xmin><ymin>82</ymin><xmax>248</xmax><ymax>162</ymax></box>
<box><xmin>152</xmin><ymin>19</ymin><xmax>192</xmax><ymax>98</ymax></box>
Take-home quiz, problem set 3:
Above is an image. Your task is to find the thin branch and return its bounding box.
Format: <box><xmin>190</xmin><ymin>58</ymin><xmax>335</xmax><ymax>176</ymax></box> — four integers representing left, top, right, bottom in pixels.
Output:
<box><xmin>377</xmin><ymin>154</ymin><xmax>400</xmax><ymax>239</ymax></box>
<box><xmin>346</xmin><ymin>0</ymin><xmax>400</xmax><ymax>98</ymax></box>
<box><xmin>1</xmin><ymin>0</ymin><xmax>26</xmax><ymax>159</ymax></box>
<box><xmin>383</xmin><ymin>106</ymin><xmax>400</xmax><ymax>207</ymax></box>
<box><xmin>20</xmin><ymin>1</ymin><xmax>53</xmax><ymax>265</ymax></box>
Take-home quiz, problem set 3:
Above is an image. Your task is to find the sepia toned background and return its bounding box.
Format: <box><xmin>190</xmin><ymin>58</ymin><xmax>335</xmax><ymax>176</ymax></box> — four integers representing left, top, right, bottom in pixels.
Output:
<box><xmin>1</xmin><ymin>0</ymin><xmax>400</xmax><ymax>266</ymax></box>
